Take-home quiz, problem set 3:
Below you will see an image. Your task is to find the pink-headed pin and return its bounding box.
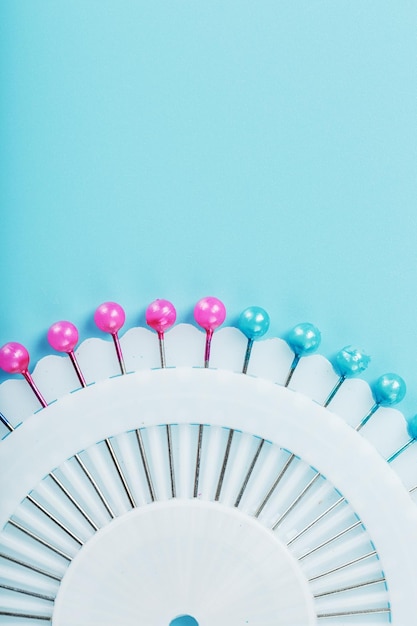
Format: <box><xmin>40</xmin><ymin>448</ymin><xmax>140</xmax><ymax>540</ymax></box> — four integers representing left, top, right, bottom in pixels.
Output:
<box><xmin>47</xmin><ymin>321</ymin><xmax>86</xmax><ymax>387</ymax></box>
<box><xmin>94</xmin><ymin>302</ymin><xmax>126</xmax><ymax>374</ymax></box>
<box><xmin>0</xmin><ymin>342</ymin><xmax>47</xmax><ymax>407</ymax></box>
<box><xmin>146</xmin><ymin>299</ymin><xmax>176</xmax><ymax>368</ymax></box>
<box><xmin>194</xmin><ymin>297</ymin><xmax>226</xmax><ymax>368</ymax></box>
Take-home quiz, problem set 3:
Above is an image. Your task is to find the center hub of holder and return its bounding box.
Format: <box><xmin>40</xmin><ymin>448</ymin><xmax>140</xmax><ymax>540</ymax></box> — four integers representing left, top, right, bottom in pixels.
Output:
<box><xmin>53</xmin><ymin>500</ymin><xmax>315</xmax><ymax>625</ymax></box>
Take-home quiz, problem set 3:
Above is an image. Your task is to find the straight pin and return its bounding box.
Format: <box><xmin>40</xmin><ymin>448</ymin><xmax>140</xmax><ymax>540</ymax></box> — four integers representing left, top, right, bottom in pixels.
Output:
<box><xmin>94</xmin><ymin>302</ymin><xmax>127</xmax><ymax>375</ymax></box>
<box><xmin>0</xmin><ymin>552</ymin><xmax>61</xmax><ymax>581</ymax></box>
<box><xmin>388</xmin><ymin>414</ymin><xmax>417</xmax><ymax>462</ymax></box>
<box><xmin>9</xmin><ymin>519</ymin><xmax>72</xmax><ymax>560</ymax></box>
<box><xmin>215</xmin><ymin>429</ymin><xmax>234</xmax><ymax>501</ymax></box>
<box><xmin>317</xmin><ymin>607</ymin><xmax>390</xmax><ymax>618</ymax></box>
<box><xmin>0</xmin><ymin>343</ymin><xmax>47</xmax><ymax>407</ymax></box>
<box><xmin>234</xmin><ymin>438</ymin><xmax>265</xmax><ymax>507</ymax></box>
<box><xmin>287</xmin><ymin>496</ymin><xmax>344</xmax><ymax>546</ymax></box>
<box><xmin>237</xmin><ymin>306</ymin><xmax>270</xmax><ymax>374</ymax></box>
<box><xmin>298</xmin><ymin>519</ymin><xmax>361</xmax><ymax>560</ymax></box>
<box><xmin>146</xmin><ymin>300</ymin><xmax>177</xmax><ymax>497</ymax></box>
<box><xmin>255</xmin><ymin>452</ymin><xmax>295</xmax><ymax>518</ymax></box>
<box><xmin>314</xmin><ymin>576</ymin><xmax>386</xmax><ymax>598</ymax></box>
<box><xmin>74</xmin><ymin>453</ymin><xmax>115</xmax><ymax>518</ymax></box>
<box><xmin>0</xmin><ymin>583</ymin><xmax>54</xmax><ymax>602</ymax></box>
<box><xmin>284</xmin><ymin>323</ymin><xmax>321</xmax><ymax>387</ymax></box>
<box><xmin>0</xmin><ymin>610</ymin><xmax>51</xmax><ymax>621</ymax></box>
<box><xmin>194</xmin><ymin>297</ymin><xmax>226</xmax><ymax>368</ymax></box>
<box><xmin>26</xmin><ymin>494</ymin><xmax>84</xmax><ymax>546</ymax></box>
<box><xmin>47</xmin><ymin>321</ymin><xmax>86</xmax><ymax>387</ymax></box>
<box><xmin>136</xmin><ymin>429</ymin><xmax>156</xmax><ymax>501</ymax></box>
<box><xmin>49</xmin><ymin>471</ymin><xmax>99</xmax><ymax>531</ymax></box>
<box><xmin>194</xmin><ymin>424</ymin><xmax>204</xmax><ymax>498</ymax></box>
<box><xmin>308</xmin><ymin>550</ymin><xmax>377</xmax><ymax>582</ymax></box>
<box><xmin>272</xmin><ymin>472</ymin><xmax>321</xmax><ymax>530</ymax></box>
<box><xmin>105</xmin><ymin>438</ymin><xmax>136</xmax><ymax>508</ymax></box>
<box><xmin>324</xmin><ymin>346</ymin><xmax>370</xmax><ymax>407</ymax></box>
<box><xmin>355</xmin><ymin>373</ymin><xmax>406</xmax><ymax>431</ymax></box>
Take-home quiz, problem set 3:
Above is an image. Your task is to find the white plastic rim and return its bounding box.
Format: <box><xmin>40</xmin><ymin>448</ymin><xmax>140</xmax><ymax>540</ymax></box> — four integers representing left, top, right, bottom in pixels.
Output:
<box><xmin>1</xmin><ymin>367</ymin><xmax>417</xmax><ymax>622</ymax></box>
<box><xmin>53</xmin><ymin>499</ymin><xmax>316</xmax><ymax>626</ymax></box>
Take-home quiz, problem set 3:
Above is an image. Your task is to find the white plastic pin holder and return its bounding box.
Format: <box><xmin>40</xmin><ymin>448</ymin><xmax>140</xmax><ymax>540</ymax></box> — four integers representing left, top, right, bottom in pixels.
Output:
<box><xmin>0</xmin><ymin>299</ymin><xmax>417</xmax><ymax>625</ymax></box>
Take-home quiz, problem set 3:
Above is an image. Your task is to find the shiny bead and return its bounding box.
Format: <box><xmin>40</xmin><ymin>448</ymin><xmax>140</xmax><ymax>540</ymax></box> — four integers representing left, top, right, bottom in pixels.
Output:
<box><xmin>373</xmin><ymin>373</ymin><xmax>406</xmax><ymax>406</ymax></box>
<box><xmin>0</xmin><ymin>342</ymin><xmax>30</xmax><ymax>374</ymax></box>
<box><xmin>334</xmin><ymin>346</ymin><xmax>370</xmax><ymax>378</ymax></box>
<box><xmin>146</xmin><ymin>299</ymin><xmax>176</xmax><ymax>334</ymax></box>
<box><xmin>238</xmin><ymin>306</ymin><xmax>270</xmax><ymax>340</ymax></box>
<box><xmin>47</xmin><ymin>321</ymin><xmax>79</xmax><ymax>353</ymax></box>
<box><xmin>194</xmin><ymin>297</ymin><xmax>226</xmax><ymax>331</ymax></box>
<box><xmin>287</xmin><ymin>323</ymin><xmax>321</xmax><ymax>356</ymax></box>
<box><xmin>407</xmin><ymin>414</ymin><xmax>417</xmax><ymax>440</ymax></box>
<box><xmin>94</xmin><ymin>302</ymin><xmax>126</xmax><ymax>334</ymax></box>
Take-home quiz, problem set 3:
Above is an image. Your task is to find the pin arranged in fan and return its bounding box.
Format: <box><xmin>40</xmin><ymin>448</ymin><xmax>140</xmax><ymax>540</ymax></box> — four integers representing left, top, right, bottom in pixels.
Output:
<box><xmin>146</xmin><ymin>299</ymin><xmax>177</xmax><ymax>498</ymax></box>
<box><xmin>94</xmin><ymin>302</ymin><xmax>126</xmax><ymax>374</ymax></box>
<box><xmin>2</xmin><ymin>296</ymin><xmax>417</xmax><ymax>625</ymax></box>
<box><xmin>0</xmin><ymin>342</ymin><xmax>47</xmax><ymax>407</ymax></box>
<box><xmin>324</xmin><ymin>345</ymin><xmax>371</xmax><ymax>407</ymax></box>
<box><xmin>285</xmin><ymin>322</ymin><xmax>321</xmax><ymax>387</ymax></box>
<box><xmin>146</xmin><ymin>299</ymin><xmax>177</xmax><ymax>368</ymax></box>
<box><xmin>194</xmin><ymin>296</ymin><xmax>226</xmax><ymax>368</ymax></box>
<box><xmin>238</xmin><ymin>306</ymin><xmax>270</xmax><ymax>374</ymax></box>
<box><xmin>47</xmin><ymin>321</ymin><xmax>86</xmax><ymax>388</ymax></box>
<box><xmin>356</xmin><ymin>372</ymin><xmax>406</xmax><ymax>431</ymax></box>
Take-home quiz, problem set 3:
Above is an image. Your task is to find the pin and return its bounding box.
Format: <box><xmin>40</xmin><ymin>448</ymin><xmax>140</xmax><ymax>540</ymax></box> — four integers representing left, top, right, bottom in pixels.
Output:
<box><xmin>255</xmin><ymin>451</ymin><xmax>295</xmax><ymax>518</ymax></box>
<box><xmin>271</xmin><ymin>472</ymin><xmax>322</xmax><ymax>529</ymax></box>
<box><xmin>105</xmin><ymin>438</ymin><xmax>136</xmax><ymax>508</ymax></box>
<box><xmin>285</xmin><ymin>322</ymin><xmax>321</xmax><ymax>387</ymax></box>
<box><xmin>298</xmin><ymin>519</ymin><xmax>361</xmax><ymax>560</ymax></box>
<box><xmin>0</xmin><ymin>342</ymin><xmax>47</xmax><ymax>407</ymax></box>
<box><xmin>194</xmin><ymin>296</ymin><xmax>226</xmax><ymax>368</ymax></box>
<box><xmin>308</xmin><ymin>549</ymin><xmax>377</xmax><ymax>582</ymax></box>
<box><xmin>0</xmin><ymin>582</ymin><xmax>54</xmax><ymax>602</ymax></box>
<box><xmin>286</xmin><ymin>496</ymin><xmax>344</xmax><ymax>546</ymax></box>
<box><xmin>314</xmin><ymin>577</ymin><xmax>386</xmax><ymax>598</ymax></box>
<box><xmin>324</xmin><ymin>345</ymin><xmax>371</xmax><ymax>407</ymax></box>
<box><xmin>0</xmin><ymin>610</ymin><xmax>51</xmax><ymax>621</ymax></box>
<box><xmin>49</xmin><ymin>472</ymin><xmax>99</xmax><ymax>531</ymax></box>
<box><xmin>146</xmin><ymin>299</ymin><xmax>177</xmax><ymax>368</ymax></box>
<box><xmin>94</xmin><ymin>302</ymin><xmax>127</xmax><ymax>374</ymax></box>
<box><xmin>387</xmin><ymin>413</ymin><xmax>417</xmax><ymax>463</ymax></box>
<box><xmin>74</xmin><ymin>453</ymin><xmax>115</xmax><ymax>519</ymax></box>
<box><xmin>356</xmin><ymin>373</ymin><xmax>406</xmax><ymax>431</ymax></box>
<box><xmin>214</xmin><ymin>306</ymin><xmax>265</xmax><ymax>500</ymax></box>
<box><xmin>238</xmin><ymin>306</ymin><xmax>270</xmax><ymax>374</ymax></box>
<box><xmin>0</xmin><ymin>551</ymin><xmax>61</xmax><ymax>581</ymax></box>
<box><xmin>9</xmin><ymin>519</ymin><xmax>72</xmax><ymax>561</ymax></box>
<box><xmin>234</xmin><ymin>438</ymin><xmax>265</xmax><ymax>507</ymax></box>
<box><xmin>136</xmin><ymin>429</ymin><xmax>157</xmax><ymax>502</ymax></box>
<box><xmin>27</xmin><ymin>494</ymin><xmax>84</xmax><ymax>546</ymax></box>
<box><xmin>0</xmin><ymin>411</ymin><xmax>14</xmax><ymax>432</ymax></box>
<box><xmin>47</xmin><ymin>321</ymin><xmax>86</xmax><ymax>387</ymax></box>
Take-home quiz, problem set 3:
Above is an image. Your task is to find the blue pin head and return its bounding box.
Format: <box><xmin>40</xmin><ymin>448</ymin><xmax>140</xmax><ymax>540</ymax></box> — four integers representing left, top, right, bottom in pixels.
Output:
<box><xmin>287</xmin><ymin>323</ymin><xmax>321</xmax><ymax>357</ymax></box>
<box><xmin>373</xmin><ymin>373</ymin><xmax>406</xmax><ymax>407</ymax></box>
<box><xmin>407</xmin><ymin>414</ymin><xmax>417</xmax><ymax>440</ymax></box>
<box><xmin>334</xmin><ymin>345</ymin><xmax>371</xmax><ymax>379</ymax></box>
<box><xmin>238</xmin><ymin>306</ymin><xmax>270</xmax><ymax>340</ymax></box>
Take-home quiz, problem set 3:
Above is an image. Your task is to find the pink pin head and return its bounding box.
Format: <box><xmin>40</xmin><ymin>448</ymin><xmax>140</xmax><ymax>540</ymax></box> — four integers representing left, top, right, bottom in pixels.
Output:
<box><xmin>146</xmin><ymin>299</ymin><xmax>177</xmax><ymax>334</ymax></box>
<box><xmin>194</xmin><ymin>297</ymin><xmax>226</xmax><ymax>331</ymax></box>
<box><xmin>47</xmin><ymin>321</ymin><xmax>79</xmax><ymax>354</ymax></box>
<box><xmin>94</xmin><ymin>302</ymin><xmax>126</xmax><ymax>335</ymax></box>
<box><xmin>0</xmin><ymin>342</ymin><xmax>30</xmax><ymax>374</ymax></box>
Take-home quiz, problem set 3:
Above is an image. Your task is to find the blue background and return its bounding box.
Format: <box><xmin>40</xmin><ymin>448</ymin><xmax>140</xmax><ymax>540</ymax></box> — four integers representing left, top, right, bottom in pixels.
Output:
<box><xmin>1</xmin><ymin>1</ymin><xmax>417</xmax><ymax>418</ymax></box>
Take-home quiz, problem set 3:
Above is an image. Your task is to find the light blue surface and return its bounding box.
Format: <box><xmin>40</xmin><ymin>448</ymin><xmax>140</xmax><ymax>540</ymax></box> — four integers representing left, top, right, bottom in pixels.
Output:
<box><xmin>1</xmin><ymin>2</ymin><xmax>417</xmax><ymax>419</ymax></box>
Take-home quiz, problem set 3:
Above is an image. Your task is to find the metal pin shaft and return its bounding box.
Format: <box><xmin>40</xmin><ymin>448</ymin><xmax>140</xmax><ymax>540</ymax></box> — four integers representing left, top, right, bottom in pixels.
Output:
<box><xmin>136</xmin><ymin>429</ymin><xmax>156</xmax><ymax>501</ymax></box>
<box><xmin>74</xmin><ymin>453</ymin><xmax>115</xmax><ymax>518</ymax></box>
<box><xmin>235</xmin><ymin>438</ymin><xmax>265</xmax><ymax>508</ymax></box>
<box><xmin>105</xmin><ymin>438</ymin><xmax>136</xmax><ymax>508</ymax></box>
<box><xmin>194</xmin><ymin>424</ymin><xmax>204</xmax><ymax>497</ymax></box>
<box><xmin>255</xmin><ymin>452</ymin><xmax>295</xmax><ymax>518</ymax></box>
